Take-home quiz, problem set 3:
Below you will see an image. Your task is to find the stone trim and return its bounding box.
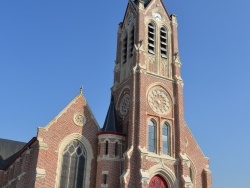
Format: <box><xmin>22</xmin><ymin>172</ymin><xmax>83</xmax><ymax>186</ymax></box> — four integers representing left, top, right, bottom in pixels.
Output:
<box><xmin>38</xmin><ymin>141</ymin><xmax>48</xmax><ymax>150</ymax></box>
<box><xmin>55</xmin><ymin>133</ymin><xmax>93</xmax><ymax>188</ymax></box>
<box><xmin>171</xmin><ymin>15</ymin><xmax>178</xmax><ymax>26</ymax></box>
<box><xmin>120</xmin><ymin>169</ymin><xmax>130</xmax><ymax>185</ymax></box>
<box><xmin>102</xmin><ymin>171</ymin><xmax>109</xmax><ymax>174</ymax></box>
<box><xmin>101</xmin><ymin>184</ymin><xmax>108</xmax><ymax>188</ymax></box>
<box><xmin>180</xmin><ymin>153</ymin><xmax>197</xmax><ymax>188</ymax></box>
<box><xmin>147</xmin><ymin>163</ymin><xmax>178</xmax><ymax>188</ymax></box>
<box><xmin>182</xmin><ymin>175</ymin><xmax>193</xmax><ymax>188</ymax></box>
<box><xmin>124</xmin><ymin>145</ymin><xmax>133</xmax><ymax>159</ymax></box>
<box><xmin>140</xmin><ymin>169</ymin><xmax>150</xmax><ymax>183</ymax></box>
<box><xmin>36</xmin><ymin>168</ymin><xmax>46</xmax><ymax>178</ymax></box>
<box><xmin>97</xmin><ymin>156</ymin><xmax>124</xmax><ymax>162</ymax></box>
<box><xmin>180</xmin><ymin>153</ymin><xmax>190</xmax><ymax>166</ymax></box>
<box><xmin>98</xmin><ymin>134</ymin><xmax>125</xmax><ymax>142</ymax></box>
<box><xmin>101</xmin><ymin>171</ymin><xmax>109</xmax><ymax>188</ymax></box>
<box><xmin>17</xmin><ymin>172</ymin><xmax>25</xmax><ymax>180</ymax></box>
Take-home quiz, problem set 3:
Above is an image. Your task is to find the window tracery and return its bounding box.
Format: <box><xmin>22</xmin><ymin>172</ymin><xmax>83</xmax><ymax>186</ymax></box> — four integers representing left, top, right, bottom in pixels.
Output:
<box><xmin>59</xmin><ymin>140</ymin><xmax>86</xmax><ymax>188</ymax></box>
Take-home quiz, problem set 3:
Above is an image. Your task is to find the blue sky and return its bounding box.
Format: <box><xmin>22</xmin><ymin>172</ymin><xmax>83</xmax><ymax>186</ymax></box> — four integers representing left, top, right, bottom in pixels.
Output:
<box><xmin>0</xmin><ymin>0</ymin><xmax>250</xmax><ymax>187</ymax></box>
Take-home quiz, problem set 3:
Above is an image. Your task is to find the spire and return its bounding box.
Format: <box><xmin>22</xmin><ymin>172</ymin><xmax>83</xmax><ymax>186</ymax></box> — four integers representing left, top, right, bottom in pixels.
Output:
<box><xmin>102</xmin><ymin>96</ymin><xmax>121</xmax><ymax>132</ymax></box>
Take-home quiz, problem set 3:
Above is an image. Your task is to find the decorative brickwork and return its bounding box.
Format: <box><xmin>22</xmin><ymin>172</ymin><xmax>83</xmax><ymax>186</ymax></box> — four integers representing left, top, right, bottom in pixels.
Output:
<box><xmin>0</xmin><ymin>0</ymin><xmax>211</xmax><ymax>187</ymax></box>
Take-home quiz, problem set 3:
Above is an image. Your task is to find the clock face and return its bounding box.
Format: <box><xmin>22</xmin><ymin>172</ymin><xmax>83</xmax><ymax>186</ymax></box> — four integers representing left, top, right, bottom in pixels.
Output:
<box><xmin>119</xmin><ymin>94</ymin><xmax>130</xmax><ymax>117</ymax></box>
<box><xmin>153</xmin><ymin>12</ymin><xmax>162</xmax><ymax>21</ymax></box>
<box><xmin>148</xmin><ymin>89</ymin><xmax>171</xmax><ymax>115</ymax></box>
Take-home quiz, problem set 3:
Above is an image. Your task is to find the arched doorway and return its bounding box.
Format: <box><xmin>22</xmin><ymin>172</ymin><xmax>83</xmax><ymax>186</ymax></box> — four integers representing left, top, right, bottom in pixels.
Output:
<box><xmin>148</xmin><ymin>175</ymin><xmax>168</xmax><ymax>188</ymax></box>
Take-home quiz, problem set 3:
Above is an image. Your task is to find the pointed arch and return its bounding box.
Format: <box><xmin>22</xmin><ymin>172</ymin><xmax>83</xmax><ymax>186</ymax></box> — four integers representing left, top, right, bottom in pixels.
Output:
<box><xmin>148</xmin><ymin>22</ymin><xmax>156</xmax><ymax>54</ymax></box>
<box><xmin>59</xmin><ymin>140</ymin><xmax>86</xmax><ymax>188</ymax></box>
<box><xmin>55</xmin><ymin>133</ymin><xmax>93</xmax><ymax>188</ymax></box>
<box><xmin>162</xmin><ymin>122</ymin><xmax>170</xmax><ymax>155</ymax></box>
<box><xmin>129</xmin><ymin>25</ymin><xmax>135</xmax><ymax>57</ymax></box>
<box><xmin>149</xmin><ymin>175</ymin><xmax>168</xmax><ymax>188</ymax></box>
<box><xmin>148</xmin><ymin>119</ymin><xmax>156</xmax><ymax>153</ymax></box>
<box><xmin>148</xmin><ymin>164</ymin><xmax>178</xmax><ymax>188</ymax></box>
<box><xmin>160</xmin><ymin>26</ymin><xmax>168</xmax><ymax>58</ymax></box>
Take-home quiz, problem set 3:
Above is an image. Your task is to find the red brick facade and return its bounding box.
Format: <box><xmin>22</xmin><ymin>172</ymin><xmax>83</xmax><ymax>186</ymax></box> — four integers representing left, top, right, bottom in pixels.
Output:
<box><xmin>0</xmin><ymin>0</ymin><xmax>212</xmax><ymax>187</ymax></box>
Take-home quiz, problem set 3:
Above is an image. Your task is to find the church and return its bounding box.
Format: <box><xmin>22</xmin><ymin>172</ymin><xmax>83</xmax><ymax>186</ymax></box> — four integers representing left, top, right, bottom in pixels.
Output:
<box><xmin>0</xmin><ymin>0</ymin><xmax>212</xmax><ymax>187</ymax></box>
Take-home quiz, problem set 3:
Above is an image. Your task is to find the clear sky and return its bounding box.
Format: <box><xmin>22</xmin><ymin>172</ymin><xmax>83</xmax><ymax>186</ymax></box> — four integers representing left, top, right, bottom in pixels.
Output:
<box><xmin>0</xmin><ymin>0</ymin><xmax>250</xmax><ymax>187</ymax></box>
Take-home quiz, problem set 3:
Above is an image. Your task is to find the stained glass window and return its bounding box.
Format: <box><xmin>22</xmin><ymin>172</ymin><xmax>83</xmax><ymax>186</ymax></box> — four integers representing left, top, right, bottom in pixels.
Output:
<box><xmin>148</xmin><ymin>120</ymin><xmax>156</xmax><ymax>153</ymax></box>
<box><xmin>162</xmin><ymin>123</ymin><xmax>169</xmax><ymax>155</ymax></box>
<box><xmin>59</xmin><ymin>140</ymin><xmax>86</xmax><ymax>188</ymax></box>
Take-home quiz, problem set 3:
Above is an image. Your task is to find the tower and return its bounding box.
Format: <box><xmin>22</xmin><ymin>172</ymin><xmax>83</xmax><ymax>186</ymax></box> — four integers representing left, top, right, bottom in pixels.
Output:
<box><xmin>0</xmin><ymin>0</ymin><xmax>212</xmax><ymax>187</ymax></box>
<box><xmin>98</xmin><ymin>0</ymin><xmax>212</xmax><ymax>187</ymax></box>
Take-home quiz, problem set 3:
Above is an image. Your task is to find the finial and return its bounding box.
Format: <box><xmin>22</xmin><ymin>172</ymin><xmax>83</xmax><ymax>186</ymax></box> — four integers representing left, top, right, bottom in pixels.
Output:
<box><xmin>80</xmin><ymin>86</ymin><xmax>83</xmax><ymax>93</ymax></box>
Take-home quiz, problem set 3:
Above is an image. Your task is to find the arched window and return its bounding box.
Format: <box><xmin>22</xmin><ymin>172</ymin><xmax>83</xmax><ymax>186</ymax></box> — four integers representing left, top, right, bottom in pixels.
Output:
<box><xmin>105</xmin><ymin>141</ymin><xmax>109</xmax><ymax>155</ymax></box>
<box><xmin>148</xmin><ymin>23</ymin><xmax>155</xmax><ymax>54</ymax></box>
<box><xmin>162</xmin><ymin>123</ymin><xmax>170</xmax><ymax>155</ymax></box>
<box><xmin>148</xmin><ymin>120</ymin><xmax>156</xmax><ymax>153</ymax></box>
<box><xmin>160</xmin><ymin>27</ymin><xmax>168</xmax><ymax>58</ymax></box>
<box><xmin>59</xmin><ymin>140</ymin><xmax>86</xmax><ymax>188</ymax></box>
<box><xmin>129</xmin><ymin>26</ymin><xmax>134</xmax><ymax>57</ymax></box>
<box><xmin>115</xmin><ymin>142</ymin><xmax>118</xmax><ymax>157</ymax></box>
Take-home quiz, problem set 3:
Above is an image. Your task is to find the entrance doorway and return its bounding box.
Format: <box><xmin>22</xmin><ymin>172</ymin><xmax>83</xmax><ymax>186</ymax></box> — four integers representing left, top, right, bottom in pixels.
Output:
<box><xmin>148</xmin><ymin>175</ymin><xmax>168</xmax><ymax>188</ymax></box>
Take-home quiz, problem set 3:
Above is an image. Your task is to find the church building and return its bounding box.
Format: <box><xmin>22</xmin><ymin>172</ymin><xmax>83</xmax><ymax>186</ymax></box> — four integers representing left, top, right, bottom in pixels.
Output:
<box><xmin>0</xmin><ymin>0</ymin><xmax>212</xmax><ymax>187</ymax></box>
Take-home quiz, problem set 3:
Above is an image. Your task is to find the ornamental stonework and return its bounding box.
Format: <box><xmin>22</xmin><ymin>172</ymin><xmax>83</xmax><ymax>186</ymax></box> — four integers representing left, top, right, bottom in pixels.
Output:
<box><xmin>119</xmin><ymin>94</ymin><xmax>130</xmax><ymax>117</ymax></box>
<box><xmin>148</xmin><ymin>88</ymin><xmax>171</xmax><ymax>115</ymax></box>
<box><xmin>148</xmin><ymin>55</ymin><xmax>157</xmax><ymax>73</ymax></box>
<box><xmin>73</xmin><ymin>112</ymin><xmax>86</xmax><ymax>126</ymax></box>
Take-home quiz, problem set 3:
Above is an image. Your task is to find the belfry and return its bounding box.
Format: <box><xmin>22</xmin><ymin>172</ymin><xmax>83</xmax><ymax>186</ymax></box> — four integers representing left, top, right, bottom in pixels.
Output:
<box><xmin>0</xmin><ymin>0</ymin><xmax>212</xmax><ymax>187</ymax></box>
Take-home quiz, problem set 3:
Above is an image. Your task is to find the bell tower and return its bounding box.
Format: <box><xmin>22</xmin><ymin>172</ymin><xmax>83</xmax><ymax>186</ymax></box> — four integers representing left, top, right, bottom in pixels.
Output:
<box><xmin>98</xmin><ymin>0</ymin><xmax>212</xmax><ymax>187</ymax></box>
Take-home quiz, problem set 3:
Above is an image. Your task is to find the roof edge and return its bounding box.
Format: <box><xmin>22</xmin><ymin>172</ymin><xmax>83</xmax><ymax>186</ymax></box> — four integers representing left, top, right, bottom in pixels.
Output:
<box><xmin>39</xmin><ymin>92</ymin><xmax>100</xmax><ymax>131</ymax></box>
<box><xmin>0</xmin><ymin>137</ymin><xmax>37</xmax><ymax>171</ymax></box>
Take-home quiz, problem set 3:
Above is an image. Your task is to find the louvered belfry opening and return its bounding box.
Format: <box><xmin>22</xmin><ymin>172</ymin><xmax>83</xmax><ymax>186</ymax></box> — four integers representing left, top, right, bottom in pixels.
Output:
<box><xmin>122</xmin><ymin>35</ymin><xmax>128</xmax><ymax>63</ymax></box>
<box><xmin>148</xmin><ymin>23</ymin><xmax>155</xmax><ymax>54</ymax></box>
<box><xmin>129</xmin><ymin>26</ymin><xmax>134</xmax><ymax>57</ymax></box>
<box><xmin>160</xmin><ymin>27</ymin><xmax>167</xmax><ymax>58</ymax></box>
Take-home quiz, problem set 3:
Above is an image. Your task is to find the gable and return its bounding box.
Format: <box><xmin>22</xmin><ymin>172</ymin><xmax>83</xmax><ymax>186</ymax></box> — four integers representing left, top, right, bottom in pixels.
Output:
<box><xmin>38</xmin><ymin>93</ymin><xmax>100</xmax><ymax>132</ymax></box>
<box><xmin>35</xmin><ymin>92</ymin><xmax>100</xmax><ymax>187</ymax></box>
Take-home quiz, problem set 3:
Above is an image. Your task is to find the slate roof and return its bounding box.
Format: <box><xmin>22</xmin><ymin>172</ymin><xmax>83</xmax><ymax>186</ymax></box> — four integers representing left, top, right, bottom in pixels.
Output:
<box><xmin>0</xmin><ymin>138</ymin><xmax>26</xmax><ymax>169</ymax></box>
<box><xmin>102</xmin><ymin>96</ymin><xmax>121</xmax><ymax>133</ymax></box>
